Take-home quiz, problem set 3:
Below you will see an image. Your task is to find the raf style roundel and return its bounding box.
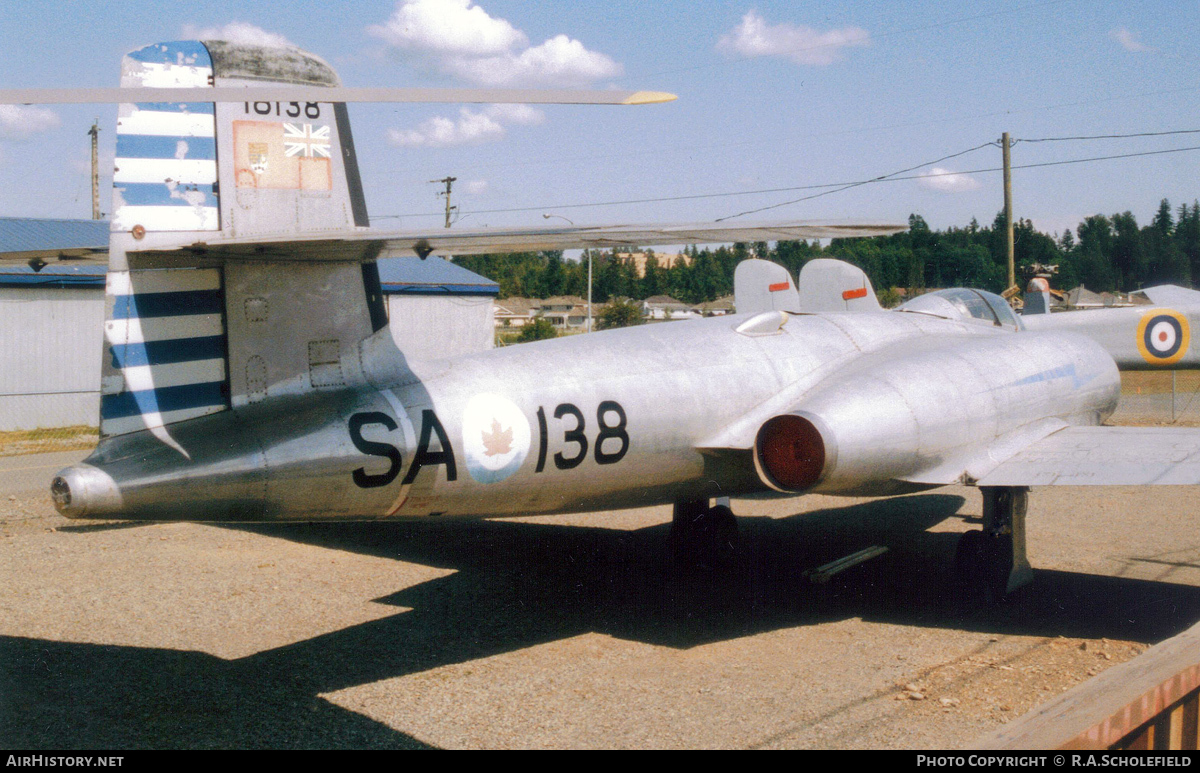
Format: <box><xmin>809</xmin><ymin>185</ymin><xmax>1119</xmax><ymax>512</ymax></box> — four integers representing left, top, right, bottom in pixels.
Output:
<box><xmin>462</xmin><ymin>393</ymin><xmax>532</xmax><ymax>484</ymax></box>
<box><xmin>1136</xmin><ymin>309</ymin><xmax>1190</xmax><ymax>366</ymax></box>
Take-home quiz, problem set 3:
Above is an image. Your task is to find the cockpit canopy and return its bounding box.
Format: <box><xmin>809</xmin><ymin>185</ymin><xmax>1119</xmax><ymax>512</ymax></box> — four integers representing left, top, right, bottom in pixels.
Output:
<box><xmin>896</xmin><ymin>288</ymin><xmax>1022</xmax><ymax>331</ymax></box>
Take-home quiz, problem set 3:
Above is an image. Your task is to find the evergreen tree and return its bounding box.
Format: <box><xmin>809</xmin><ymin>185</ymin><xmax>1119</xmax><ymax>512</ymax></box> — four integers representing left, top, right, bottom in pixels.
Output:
<box><xmin>1177</xmin><ymin>202</ymin><xmax>1200</xmax><ymax>285</ymax></box>
<box><xmin>543</xmin><ymin>251</ymin><xmax>566</xmax><ymax>297</ymax></box>
<box><xmin>1111</xmin><ymin>211</ymin><xmax>1143</xmax><ymax>290</ymax></box>
<box><xmin>640</xmin><ymin>253</ymin><xmax>664</xmax><ymax>298</ymax></box>
<box><xmin>1076</xmin><ymin>215</ymin><xmax>1117</xmax><ymax>291</ymax></box>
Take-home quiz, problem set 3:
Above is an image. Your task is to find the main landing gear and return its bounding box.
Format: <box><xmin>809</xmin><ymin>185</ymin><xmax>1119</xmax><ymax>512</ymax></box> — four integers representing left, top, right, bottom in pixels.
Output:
<box><xmin>670</xmin><ymin>496</ymin><xmax>739</xmax><ymax>571</ymax></box>
<box><xmin>955</xmin><ymin>486</ymin><xmax>1034</xmax><ymax>601</ymax></box>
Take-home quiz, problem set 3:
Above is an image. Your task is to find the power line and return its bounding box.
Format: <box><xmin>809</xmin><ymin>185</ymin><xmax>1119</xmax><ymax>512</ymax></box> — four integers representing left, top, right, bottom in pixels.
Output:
<box><xmin>714</xmin><ymin>142</ymin><xmax>997</xmax><ymax>222</ymax></box>
<box><xmin>1017</xmin><ymin>128</ymin><xmax>1200</xmax><ymax>143</ymax></box>
<box><xmin>368</xmin><ymin>87</ymin><xmax>1200</xmax><ymax>182</ymax></box>
<box><xmin>717</xmin><ymin>145</ymin><xmax>1200</xmax><ymax>221</ymax></box>
<box><xmin>371</xmin><ymin>142</ymin><xmax>996</xmax><ymax>221</ymax></box>
<box><xmin>372</xmin><ymin>144</ymin><xmax>1200</xmax><ymax>223</ymax></box>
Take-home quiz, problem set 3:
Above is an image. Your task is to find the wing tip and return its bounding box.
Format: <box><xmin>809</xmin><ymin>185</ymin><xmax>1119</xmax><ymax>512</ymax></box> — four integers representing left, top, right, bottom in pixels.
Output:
<box><xmin>623</xmin><ymin>91</ymin><xmax>677</xmax><ymax>105</ymax></box>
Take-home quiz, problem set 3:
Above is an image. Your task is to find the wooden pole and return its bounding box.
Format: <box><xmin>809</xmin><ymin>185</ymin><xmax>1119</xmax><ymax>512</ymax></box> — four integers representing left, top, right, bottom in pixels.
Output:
<box><xmin>88</xmin><ymin>121</ymin><xmax>100</xmax><ymax>220</ymax></box>
<box><xmin>430</xmin><ymin>176</ymin><xmax>457</xmax><ymax>228</ymax></box>
<box><xmin>1003</xmin><ymin>132</ymin><xmax>1014</xmax><ymax>290</ymax></box>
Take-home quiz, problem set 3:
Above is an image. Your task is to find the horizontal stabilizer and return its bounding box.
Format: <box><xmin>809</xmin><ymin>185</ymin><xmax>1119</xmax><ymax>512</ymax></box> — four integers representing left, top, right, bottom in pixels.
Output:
<box><xmin>0</xmin><ymin>86</ymin><xmax>677</xmax><ymax>106</ymax></box>
<box><xmin>125</xmin><ymin>221</ymin><xmax>906</xmax><ymax>264</ymax></box>
<box><xmin>1138</xmin><ymin>285</ymin><xmax>1200</xmax><ymax>307</ymax></box>
<box><xmin>977</xmin><ymin>426</ymin><xmax>1200</xmax><ymax>486</ymax></box>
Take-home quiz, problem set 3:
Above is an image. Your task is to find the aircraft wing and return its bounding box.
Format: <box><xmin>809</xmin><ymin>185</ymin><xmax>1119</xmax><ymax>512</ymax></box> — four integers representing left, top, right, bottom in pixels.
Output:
<box><xmin>976</xmin><ymin>426</ymin><xmax>1200</xmax><ymax>486</ymax></box>
<box><xmin>118</xmin><ymin>221</ymin><xmax>906</xmax><ymax>264</ymax></box>
<box><xmin>0</xmin><ymin>86</ymin><xmax>676</xmax><ymax>106</ymax></box>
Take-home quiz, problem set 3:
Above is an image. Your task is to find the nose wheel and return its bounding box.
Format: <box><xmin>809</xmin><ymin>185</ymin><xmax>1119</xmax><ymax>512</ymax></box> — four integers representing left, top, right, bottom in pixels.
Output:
<box><xmin>670</xmin><ymin>497</ymin><xmax>739</xmax><ymax>571</ymax></box>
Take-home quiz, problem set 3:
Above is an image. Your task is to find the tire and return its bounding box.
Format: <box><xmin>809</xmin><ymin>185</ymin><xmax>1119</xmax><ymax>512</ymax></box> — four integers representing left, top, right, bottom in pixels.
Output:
<box><xmin>955</xmin><ymin>530</ymin><xmax>1013</xmax><ymax>602</ymax></box>
<box><xmin>671</xmin><ymin>502</ymin><xmax>739</xmax><ymax>572</ymax></box>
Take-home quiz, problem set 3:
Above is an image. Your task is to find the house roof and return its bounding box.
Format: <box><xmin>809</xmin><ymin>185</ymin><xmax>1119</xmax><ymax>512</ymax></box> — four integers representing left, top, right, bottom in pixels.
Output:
<box><xmin>643</xmin><ymin>294</ymin><xmax>692</xmax><ymax>310</ymax></box>
<box><xmin>495</xmin><ymin>297</ymin><xmax>538</xmax><ymax>315</ymax></box>
<box><xmin>539</xmin><ymin>295</ymin><xmax>587</xmax><ymax>308</ymax></box>
<box><xmin>694</xmin><ymin>296</ymin><xmax>736</xmax><ymax>312</ymax></box>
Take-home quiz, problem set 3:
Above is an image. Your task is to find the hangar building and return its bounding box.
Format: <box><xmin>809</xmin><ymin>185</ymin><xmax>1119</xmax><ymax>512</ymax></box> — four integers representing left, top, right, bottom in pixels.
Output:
<box><xmin>0</xmin><ymin>217</ymin><xmax>497</xmax><ymax>432</ymax></box>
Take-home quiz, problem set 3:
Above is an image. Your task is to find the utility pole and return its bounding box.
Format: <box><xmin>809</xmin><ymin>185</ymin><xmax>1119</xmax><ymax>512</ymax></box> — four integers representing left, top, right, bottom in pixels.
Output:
<box><xmin>1002</xmin><ymin>132</ymin><xmax>1014</xmax><ymax>290</ymax></box>
<box><xmin>430</xmin><ymin>176</ymin><xmax>457</xmax><ymax>228</ymax></box>
<box><xmin>89</xmin><ymin>120</ymin><xmax>101</xmax><ymax>220</ymax></box>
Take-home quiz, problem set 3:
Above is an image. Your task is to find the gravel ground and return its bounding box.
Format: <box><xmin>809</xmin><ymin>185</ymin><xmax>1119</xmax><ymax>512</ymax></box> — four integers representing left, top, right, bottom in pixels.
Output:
<box><xmin>2</xmin><ymin>464</ymin><xmax>1197</xmax><ymax>748</ymax></box>
<box><xmin>3</xmin><ymin>397</ymin><xmax>1200</xmax><ymax>748</ymax></box>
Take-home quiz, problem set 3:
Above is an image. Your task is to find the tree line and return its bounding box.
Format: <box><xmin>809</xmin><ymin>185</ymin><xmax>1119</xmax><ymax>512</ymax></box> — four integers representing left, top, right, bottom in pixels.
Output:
<box><xmin>451</xmin><ymin>198</ymin><xmax>1200</xmax><ymax>305</ymax></box>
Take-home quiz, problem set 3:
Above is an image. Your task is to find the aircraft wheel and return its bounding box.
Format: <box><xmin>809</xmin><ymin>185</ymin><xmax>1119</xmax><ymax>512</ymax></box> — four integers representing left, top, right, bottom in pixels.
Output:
<box><xmin>705</xmin><ymin>504</ymin><xmax>739</xmax><ymax>562</ymax></box>
<box><xmin>955</xmin><ymin>530</ymin><xmax>1012</xmax><ymax>603</ymax></box>
<box><xmin>954</xmin><ymin>530</ymin><xmax>987</xmax><ymax>577</ymax></box>
<box><xmin>671</xmin><ymin>501</ymin><xmax>739</xmax><ymax>572</ymax></box>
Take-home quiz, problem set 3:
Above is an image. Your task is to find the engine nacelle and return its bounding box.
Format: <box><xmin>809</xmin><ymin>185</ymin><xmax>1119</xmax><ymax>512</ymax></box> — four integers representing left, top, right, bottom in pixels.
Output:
<box><xmin>752</xmin><ymin>329</ymin><xmax>1120</xmax><ymax>496</ymax></box>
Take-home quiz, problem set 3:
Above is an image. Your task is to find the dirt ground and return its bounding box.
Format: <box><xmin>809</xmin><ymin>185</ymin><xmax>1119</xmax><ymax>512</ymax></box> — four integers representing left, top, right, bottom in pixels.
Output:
<box><xmin>2</xmin><ymin>374</ymin><xmax>1198</xmax><ymax>748</ymax></box>
<box><xmin>3</xmin><ymin>441</ymin><xmax>1199</xmax><ymax>748</ymax></box>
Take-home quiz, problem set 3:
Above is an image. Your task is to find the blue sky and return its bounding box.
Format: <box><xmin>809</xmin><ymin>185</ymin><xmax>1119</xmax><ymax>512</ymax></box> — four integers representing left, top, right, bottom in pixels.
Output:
<box><xmin>1</xmin><ymin>0</ymin><xmax>1197</xmax><ymax>238</ymax></box>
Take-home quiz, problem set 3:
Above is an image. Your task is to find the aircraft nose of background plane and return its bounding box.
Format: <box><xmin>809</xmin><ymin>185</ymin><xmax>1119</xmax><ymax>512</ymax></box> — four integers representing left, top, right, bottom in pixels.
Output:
<box><xmin>51</xmin><ymin>464</ymin><xmax>122</xmax><ymax>519</ymax></box>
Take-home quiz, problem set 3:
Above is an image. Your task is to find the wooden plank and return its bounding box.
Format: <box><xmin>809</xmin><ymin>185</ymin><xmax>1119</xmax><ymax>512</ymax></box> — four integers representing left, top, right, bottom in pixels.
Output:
<box><xmin>973</xmin><ymin>621</ymin><xmax>1200</xmax><ymax>749</ymax></box>
<box><xmin>1182</xmin><ymin>696</ymin><xmax>1198</xmax><ymax>749</ymax></box>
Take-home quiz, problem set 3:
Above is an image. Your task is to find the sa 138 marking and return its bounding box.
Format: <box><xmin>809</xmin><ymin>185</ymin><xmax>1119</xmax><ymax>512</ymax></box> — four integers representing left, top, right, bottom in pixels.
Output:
<box><xmin>348</xmin><ymin>400</ymin><xmax>630</xmax><ymax>490</ymax></box>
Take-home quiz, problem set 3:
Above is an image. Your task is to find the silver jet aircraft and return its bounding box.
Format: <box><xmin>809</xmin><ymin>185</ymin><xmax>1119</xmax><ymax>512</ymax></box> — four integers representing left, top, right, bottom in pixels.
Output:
<box><xmin>13</xmin><ymin>41</ymin><xmax>1200</xmax><ymax>601</ymax></box>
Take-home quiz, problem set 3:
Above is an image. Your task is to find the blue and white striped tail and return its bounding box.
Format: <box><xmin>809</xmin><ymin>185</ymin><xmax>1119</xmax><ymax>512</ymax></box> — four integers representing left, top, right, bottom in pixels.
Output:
<box><xmin>102</xmin><ymin>42</ymin><xmax>227</xmax><ymax>442</ymax></box>
<box><xmin>112</xmin><ymin>41</ymin><xmax>219</xmax><ymax>233</ymax></box>
<box><xmin>101</xmin><ymin>268</ymin><xmax>228</xmax><ymax>440</ymax></box>
<box><xmin>99</xmin><ymin>40</ymin><xmax>362</xmax><ymax>442</ymax></box>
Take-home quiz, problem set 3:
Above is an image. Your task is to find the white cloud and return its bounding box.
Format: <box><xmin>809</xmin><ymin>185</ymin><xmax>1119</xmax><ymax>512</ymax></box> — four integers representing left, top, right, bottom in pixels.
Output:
<box><xmin>181</xmin><ymin>21</ymin><xmax>295</xmax><ymax>48</ymax></box>
<box><xmin>482</xmin><ymin>103</ymin><xmax>544</xmax><ymax>126</ymax></box>
<box><xmin>444</xmin><ymin>34</ymin><xmax>622</xmax><ymax>87</ymax></box>
<box><xmin>388</xmin><ymin>104</ymin><xmax>545</xmax><ymax>147</ymax></box>
<box><xmin>0</xmin><ymin>105</ymin><xmax>60</xmax><ymax>141</ymax></box>
<box><xmin>368</xmin><ymin>0</ymin><xmax>524</xmax><ymax>56</ymax></box>
<box><xmin>368</xmin><ymin>0</ymin><xmax>621</xmax><ymax>87</ymax></box>
<box><xmin>1110</xmin><ymin>28</ymin><xmax>1154</xmax><ymax>53</ymax></box>
<box><xmin>717</xmin><ymin>11</ymin><xmax>869</xmax><ymax>66</ymax></box>
<box><xmin>466</xmin><ymin>180</ymin><xmax>488</xmax><ymax>195</ymax></box>
<box><xmin>918</xmin><ymin>167</ymin><xmax>981</xmax><ymax>193</ymax></box>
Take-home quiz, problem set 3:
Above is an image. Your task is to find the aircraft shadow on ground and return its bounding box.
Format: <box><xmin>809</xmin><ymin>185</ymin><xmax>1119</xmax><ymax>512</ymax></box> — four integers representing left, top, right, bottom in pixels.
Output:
<box><xmin>7</xmin><ymin>492</ymin><xmax>1200</xmax><ymax>749</ymax></box>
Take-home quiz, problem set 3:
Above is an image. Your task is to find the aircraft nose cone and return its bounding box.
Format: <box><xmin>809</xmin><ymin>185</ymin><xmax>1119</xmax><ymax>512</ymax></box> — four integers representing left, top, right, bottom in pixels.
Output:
<box><xmin>51</xmin><ymin>464</ymin><xmax>123</xmax><ymax>519</ymax></box>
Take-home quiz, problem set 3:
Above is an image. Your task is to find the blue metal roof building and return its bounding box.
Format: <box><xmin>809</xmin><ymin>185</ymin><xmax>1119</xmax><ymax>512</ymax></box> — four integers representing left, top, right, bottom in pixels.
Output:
<box><xmin>0</xmin><ymin>219</ymin><xmax>499</xmax><ymax>430</ymax></box>
<box><xmin>0</xmin><ymin>264</ymin><xmax>107</xmax><ymax>288</ymax></box>
<box><xmin>379</xmin><ymin>256</ymin><xmax>498</xmax><ymax>296</ymax></box>
<box><xmin>0</xmin><ymin>217</ymin><xmax>108</xmax><ymax>261</ymax></box>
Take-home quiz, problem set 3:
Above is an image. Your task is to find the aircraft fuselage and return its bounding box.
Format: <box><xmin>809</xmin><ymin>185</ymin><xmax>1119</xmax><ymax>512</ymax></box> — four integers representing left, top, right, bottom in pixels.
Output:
<box><xmin>54</xmin><ymin>309</ymin><xmax>1119</xmax><ymax>522</ymax></box>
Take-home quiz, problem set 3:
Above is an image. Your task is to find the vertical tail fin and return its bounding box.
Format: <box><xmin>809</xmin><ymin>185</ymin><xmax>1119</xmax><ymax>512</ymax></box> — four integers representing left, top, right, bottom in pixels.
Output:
<box><xmin>102</xmin><ymin>41</ymin><xmax>379</xmax><ymax>443</ymax></box>
<box><xmin>796</xmin><ymin>258</ymin><xmax>881</xmax><ymax>312</ymax></box>
<box><xmin>733</xmin><ymin>258</ymin><xmax>801</xmax><ymax>315</ymax></box>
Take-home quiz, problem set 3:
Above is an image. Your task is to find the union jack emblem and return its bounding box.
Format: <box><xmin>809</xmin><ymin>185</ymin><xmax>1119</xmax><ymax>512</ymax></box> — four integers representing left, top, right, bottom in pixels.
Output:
<box><xmin>283</xmin><ymin>123</ymin><xmax>331</xmax><ymax>158</ymax></box>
